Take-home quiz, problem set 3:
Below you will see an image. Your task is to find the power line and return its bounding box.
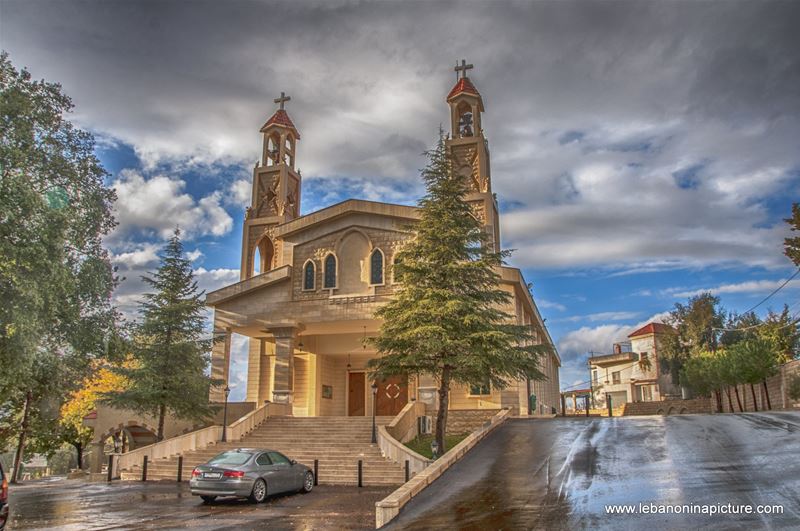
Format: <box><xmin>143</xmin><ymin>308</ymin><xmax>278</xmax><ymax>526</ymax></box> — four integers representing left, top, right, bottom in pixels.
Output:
<box><xmin>741</xmin><ymin>268</ymin><xmax>800</xmax><ymax>315</ymax></box>
<box><xmin>713</xmin><ymin>298</ymin><xmax>800</xmax><ymax>332</ymax></box>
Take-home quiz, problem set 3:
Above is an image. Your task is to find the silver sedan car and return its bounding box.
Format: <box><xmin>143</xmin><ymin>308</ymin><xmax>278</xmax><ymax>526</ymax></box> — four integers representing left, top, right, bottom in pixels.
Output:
<box><xmin>189</xmin><ymin>448</ymin><xmax>314</xmax><ymax>503</ymax></box>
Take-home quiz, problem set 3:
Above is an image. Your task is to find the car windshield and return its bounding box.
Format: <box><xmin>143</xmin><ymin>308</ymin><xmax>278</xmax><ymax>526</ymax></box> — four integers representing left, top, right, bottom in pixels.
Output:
<box><xmin>207</xmin><ymin>451</ymin><xmax>253</xmax><ymax>465</ymax></box>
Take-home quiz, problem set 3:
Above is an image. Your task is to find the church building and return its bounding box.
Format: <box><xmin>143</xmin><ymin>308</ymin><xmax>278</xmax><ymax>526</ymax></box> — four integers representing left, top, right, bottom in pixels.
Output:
<box><xmin>205</xmin><ymin>64</ymin><xmax>561</xmax><ymax>417</ymax></box>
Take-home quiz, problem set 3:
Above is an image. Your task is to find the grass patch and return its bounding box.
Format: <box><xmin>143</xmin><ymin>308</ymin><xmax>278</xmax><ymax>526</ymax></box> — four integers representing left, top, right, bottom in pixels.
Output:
<box><xmin>404</xmin><ymin>432</ymin><xmax>470</xmax><ymax>459</ymax></box>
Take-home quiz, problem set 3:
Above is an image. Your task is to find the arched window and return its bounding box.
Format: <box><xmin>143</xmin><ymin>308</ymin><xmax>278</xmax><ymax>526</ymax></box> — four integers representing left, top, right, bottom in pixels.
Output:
<box><xmin>370</xmin><ymin>249</ymin><xmax>384</xmax><ymax>285</ymax></box>
<box><xmin>303</xmin><ymin>260</ymin><xmax>315</xmax><ymax>291</ymax></box>
<box><xmin>323</xmin><ymin>254</ymin><xmax>337</xmax><ymax>289</ymax></box>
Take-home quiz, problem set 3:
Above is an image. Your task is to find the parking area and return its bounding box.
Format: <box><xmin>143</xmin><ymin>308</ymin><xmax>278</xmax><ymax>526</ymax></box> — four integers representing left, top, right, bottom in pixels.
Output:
<box><xmin>7</xmin><ymin>477</ymin><xmax>391</xmax><ymax>530</ymax></box>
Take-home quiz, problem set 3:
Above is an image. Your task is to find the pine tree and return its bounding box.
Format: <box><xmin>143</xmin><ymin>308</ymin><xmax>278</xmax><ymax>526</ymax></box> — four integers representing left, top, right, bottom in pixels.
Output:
<box><xmin>103</xmin><ymin>229</ymin><xmax>218</xmax><ymax>440</ymax></box>
<box><xmin>368</xmin><ymin>132</ymin><xmax>547</xmax><ymax>454</ymax></box>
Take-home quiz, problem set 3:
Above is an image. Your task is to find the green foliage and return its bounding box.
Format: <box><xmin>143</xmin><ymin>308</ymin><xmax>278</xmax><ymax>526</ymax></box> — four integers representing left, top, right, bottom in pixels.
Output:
<box><xmin>0</xmin><ymin>53</ymin><xmax>119</xmax><ymax>473</ymax></box>
<box><xmin>728</xmin><ymin>338</ymin><xmax>779</xmax><ymax>386</ymax></box>
<box><xmin>755</xmin><ymin>305</ymin><xmax>799</xmax><ymax>363</ymax></box>
<box><xmin>680</xmin><ymin>352</ymin><xmax>721</xmax><ymax>397</ymax></box>
<box><xmin>661</xmin><ymin>293</ymin><xmax>726</xmax><ymax>383</ymax></box>
<box><xmin>785</xmin><ymin>203</ymin><xmax>800</xmax><ymax>266</ymax></box>
<box><xmin>404</xmin><ymin>432</ymin><xmax>469</xmax><ymax>459</ymax></box>
<box><xmin>368</xmin><ymin>131</ymin><xmax>548</xmax><ymax>452</ymax></box>
<box><xmin>102</xmin><ymin>230</ymin><xmax>218</xmax><ymax>439</ymax></box>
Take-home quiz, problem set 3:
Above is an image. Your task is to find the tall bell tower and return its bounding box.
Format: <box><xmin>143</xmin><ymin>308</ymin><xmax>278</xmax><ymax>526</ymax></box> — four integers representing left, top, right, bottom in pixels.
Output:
<box><xmin>241</xmin><ymin>92</ymin><xmax>302</xmax><ymax>280</ymax></box>
<box><xmin>445</xmin><ymin>60</ymin><xmax>501</xmax><ymax>250</ymax></box>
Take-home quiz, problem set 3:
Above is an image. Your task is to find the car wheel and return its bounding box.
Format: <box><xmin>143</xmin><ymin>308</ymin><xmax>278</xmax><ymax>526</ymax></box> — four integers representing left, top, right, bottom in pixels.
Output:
<box><xmin>249</xmin><ymin>478</ymin><xmax>268</xmax><ymax>503</ymax></box>
<box><xmin>200</xmin><ymin>495</ymin><xmax>216</xmax><ymax>504</ymax></box>
<box><xmin>302</xmin><ymin>471</ymin><xmax>314</xmax><ymax>493</ymax></box>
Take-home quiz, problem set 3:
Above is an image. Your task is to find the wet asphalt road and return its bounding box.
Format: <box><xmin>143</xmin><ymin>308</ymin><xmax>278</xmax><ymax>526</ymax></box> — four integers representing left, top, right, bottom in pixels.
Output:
<box><xmin>388</xmin><ymin>412</ymin><xmax>800</xmax><ymax>530</ymax></box>
<box><xmin>7</xmin><ymin>479</ymin><xmax>391</xmax><ymax>530</ymax></box>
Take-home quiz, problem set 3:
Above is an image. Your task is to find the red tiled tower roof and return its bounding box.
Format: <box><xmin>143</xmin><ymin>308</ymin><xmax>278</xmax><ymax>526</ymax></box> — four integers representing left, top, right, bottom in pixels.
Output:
<box><xmin>628</xmin><ymin>322</ymin><xmax>675</xmax><ymax>338</ymax></box>
<box><xmin>260</xmin><ymin>109</ymin><xmax>300</xmax><ymax>138</ymax></box>
<box><xmin>447</xmin><ymin>76</ymin><xmax>480</xmax><ymax>101</ymax></box>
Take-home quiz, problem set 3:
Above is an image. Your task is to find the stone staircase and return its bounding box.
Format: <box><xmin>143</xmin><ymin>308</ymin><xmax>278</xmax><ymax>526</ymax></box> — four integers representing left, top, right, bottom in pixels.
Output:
<box><xmin>120</xmin><ymin>416</ymin><xmax>406</xmax><ymax>486</ymax></box>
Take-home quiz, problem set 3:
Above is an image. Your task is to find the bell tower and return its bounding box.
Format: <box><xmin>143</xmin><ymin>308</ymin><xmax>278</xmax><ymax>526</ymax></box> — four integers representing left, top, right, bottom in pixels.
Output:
<box><xmin>241</xmin><ymin>92</ymin><xmax>302</xmax><ymax>280</ymax></box>
<box><xmin>445</xmin><ymin>60</ymin><xmax>500</xmax><ymax>250</ymax></box>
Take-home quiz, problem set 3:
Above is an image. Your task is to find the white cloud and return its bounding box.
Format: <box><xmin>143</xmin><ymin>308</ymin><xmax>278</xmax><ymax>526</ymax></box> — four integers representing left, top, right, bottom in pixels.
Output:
<box><xmin>556</xmin><ymin>311</ymin><xmax>641</xmax><ymax>324</ymax></box>
<box><xmin>664</xmin><ymin>277</ymin><xmax>800</xmax><ymax>299</ymax></box>
<box><xmin>110</xmin><ymin>169</ymin><xmax>233</xmax><ymax>242</ymax></box>
<box><xmin>538</xmin><ymin>299</ymin><xmax>567</xmax><ymax>312</ymax></box>
<box><xmin>229</xmin><ymin>179</ymin><xmax>252</xmax><ymax>208</ymax></box>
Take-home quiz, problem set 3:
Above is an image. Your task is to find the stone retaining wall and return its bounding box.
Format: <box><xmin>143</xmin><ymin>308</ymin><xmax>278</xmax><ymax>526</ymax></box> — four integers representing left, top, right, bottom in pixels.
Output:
<box><xmin>623</xmin><ymin>397</ymin><xmax>713</xmax><ymax>416</ymax></box>
<box><xmin>432</xmin><ymin>409</ymin><xmax>501</xmax><ymax>434</ymax></box>
<box><xmin>720</xmin><ymin>359</ymin><xmax>800</xmax><ymax>413</ymax></box>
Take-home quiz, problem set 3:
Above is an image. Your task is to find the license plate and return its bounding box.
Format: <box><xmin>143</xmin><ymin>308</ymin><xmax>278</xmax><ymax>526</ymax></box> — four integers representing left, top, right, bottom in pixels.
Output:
<box><xmin>203</xmin><ymin>472</ymin><xmax>222</xmax><ymax>479</ymax></box>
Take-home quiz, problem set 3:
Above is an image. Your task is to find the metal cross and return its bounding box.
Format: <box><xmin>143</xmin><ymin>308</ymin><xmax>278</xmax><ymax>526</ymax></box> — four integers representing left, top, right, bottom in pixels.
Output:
<box><xmin>454</xmin><ymin>59</ymin><xmax>473</xmax><ymax>80</ymax></box>
<box><xmin>274</xmin><ymin>91</ymin><xmax>291</xmax><ymax>110</ymax></box>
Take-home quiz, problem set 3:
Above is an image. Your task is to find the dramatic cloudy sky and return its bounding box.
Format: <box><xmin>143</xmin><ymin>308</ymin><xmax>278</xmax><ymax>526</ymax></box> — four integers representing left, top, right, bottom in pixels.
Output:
<box><xmin>4</xmin><ymin>0</ymin><xmax>799</xmax><ymax>400</ymax></box>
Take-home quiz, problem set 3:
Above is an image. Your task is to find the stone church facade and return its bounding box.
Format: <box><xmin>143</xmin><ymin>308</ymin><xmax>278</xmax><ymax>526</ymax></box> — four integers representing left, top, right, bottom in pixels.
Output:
<box><xmin>206</xmin><ymin>68</ymin><xmax>561</xmax><ymax>417</ymax></box>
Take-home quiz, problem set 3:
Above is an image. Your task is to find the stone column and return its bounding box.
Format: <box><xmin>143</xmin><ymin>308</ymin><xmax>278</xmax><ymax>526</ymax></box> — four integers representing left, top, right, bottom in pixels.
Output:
<box><xmin>258</xmin><ymin>338</ymin><xmax>272</xmax><ymax>405</ymax></box>
<box><xmin>209</xmin><ymin>325</ymin><xmax>232</xmax><ymax>402</ymax></box>
<box><xmin>269</xmin><ymin>326</ymin><xmax>301</xmax><ymax>407</ymax></box>
<box><xmin>89</xmin><ymin>441</ymin><xmax>104</xmax><ymax>474</ymax></box>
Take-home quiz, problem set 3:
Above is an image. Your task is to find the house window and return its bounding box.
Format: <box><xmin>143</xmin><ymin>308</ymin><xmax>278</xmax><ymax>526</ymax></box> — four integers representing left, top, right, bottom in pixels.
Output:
<box><xmin>612</xmin><ymin>371</ymin><xmax>621</xmax><ymax>385</ymax></box>
<box><xmin>370</xmin><ymin>249</ymin><xmax>383</xmax><ymax>285</ymax></box>
<box><xmin>323</xmin><ymin>254</ymin><xmax>336</xmax><ymax>288</ymax></box>
<box><xmin>469</xmin><ymin>381</ymin><xmax>490</xmax><ymax>396</ymax></box>
<box><xmin>592</xmin><ymin>370</ymin><xmax>598</xmax><ymax>385</ymax></box>
<box><xmin>303</xmin><ymin>261</ymin><xmax>315</xmax><ymax>291</ymax></box>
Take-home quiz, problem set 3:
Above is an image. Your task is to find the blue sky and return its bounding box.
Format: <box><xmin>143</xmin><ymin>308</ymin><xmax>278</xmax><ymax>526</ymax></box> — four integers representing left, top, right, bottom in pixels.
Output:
<box><xmin>4</xmin><ymin>0</ymin><xmax>800</xmax><ymax>400</ymax></box>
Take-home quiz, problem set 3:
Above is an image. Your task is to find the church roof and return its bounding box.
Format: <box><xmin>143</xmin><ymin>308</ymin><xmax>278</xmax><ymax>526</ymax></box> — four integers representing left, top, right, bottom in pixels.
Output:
<box><xmin>628</xmin><ymin>322</ymin><xmax>675</xmax><ymax>338</ymax></box>
<box><xmin>447</xmin><ymin>77</ymin><xmax>480</xmax><ymax>100</ymax></box>
<box><xmin>260</xmin><ymin>109</ymin><xmax>300</xmax><ymax>138</ymax></box>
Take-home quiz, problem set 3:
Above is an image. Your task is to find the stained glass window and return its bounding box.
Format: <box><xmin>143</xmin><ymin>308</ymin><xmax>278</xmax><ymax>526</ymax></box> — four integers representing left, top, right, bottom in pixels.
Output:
<box><xmin>324</xmin><ymin>254</ymin><xmax>336</xmax><ymax>288</ymax></box>
<box><xmin>370</xmin><ymin>249</ymin><xmax>383</xmax><ymax>285</ymax></box>
<box><xmin>303</xmin><ymin>261</ymin><xmax>315</xmax><ymax>290</ymax></box>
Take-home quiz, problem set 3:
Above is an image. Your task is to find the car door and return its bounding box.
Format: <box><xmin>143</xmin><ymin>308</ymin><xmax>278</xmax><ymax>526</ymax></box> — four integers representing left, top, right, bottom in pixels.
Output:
<box><xmin>266</xmin><ymin>451</ymin><xmax>295</xmax><ymax>493</ymax></box>
<box><xmin>255</xmin><ymin>452</ymin><xmax>283</xmax><ymax>493</ymax></box>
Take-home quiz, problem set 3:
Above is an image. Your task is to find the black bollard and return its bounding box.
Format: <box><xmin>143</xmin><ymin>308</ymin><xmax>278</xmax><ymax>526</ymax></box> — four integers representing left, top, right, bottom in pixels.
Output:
<box><xmin>142</xmin><ymin>455</ymin><xmax>148</xmax><ymax>482</ymax></box>
<box><xmin>607</xmin><ymin>394</ymin><xmax>613</xmax><ymax>417</ymax></box>
<box><xmin>107</xmin><ymin>454</ymin><xmax>114</xmax><ymax>482</ymax></box>
<box><xmin>177</xmin><ymin>456</ymin><xmax>183</xmax><ymax>482</ymax></box>
<box><xmin>358</xmin><ymin>459</ymin><xmax>363</xmax><ymax>488</ymax></box>
<box><xmin>405</xmin><ymin>460</ymin><xmax>410</xmax><ymax>482</ymax></box>
<box><xmin>314</xmin><ymin>459</ymin><xmax>319</xmax><ymax>486</ymax></box>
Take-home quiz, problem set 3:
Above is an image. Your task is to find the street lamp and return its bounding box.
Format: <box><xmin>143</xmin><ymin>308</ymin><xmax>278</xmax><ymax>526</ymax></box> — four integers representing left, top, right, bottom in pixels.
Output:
<box><xmin>221</xmin><ymin>385</ymin><xmax>231</xmax><ymax>442</ymax></box>
<box><xmin>371</xmin><ymin>381</ymin><xmax>378</xmax><ymax>443</ymax></box>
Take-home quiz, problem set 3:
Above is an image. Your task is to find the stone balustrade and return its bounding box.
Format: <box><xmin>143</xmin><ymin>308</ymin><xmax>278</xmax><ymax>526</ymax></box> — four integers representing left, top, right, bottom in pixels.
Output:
<box><xmin>116</xmin><ymin>402</ymin><xmax>283</xmax><ymax>474</ymax></box>
<box><xmin>378</xmin><ymin>401</ymin><xmax>431</xmax><ymax>476</ymax></box>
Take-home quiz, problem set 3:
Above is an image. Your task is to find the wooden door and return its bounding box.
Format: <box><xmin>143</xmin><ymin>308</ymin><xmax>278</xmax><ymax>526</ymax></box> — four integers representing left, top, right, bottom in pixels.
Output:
<box><xmin>375</xmin><ymin>376</ymin><xmax>408</xmax><ymax>416</ymax></box>
<box><xmin>348</xmin><ymin>372</ymin><xmax>366</xmax><ymax>416</ymax></box>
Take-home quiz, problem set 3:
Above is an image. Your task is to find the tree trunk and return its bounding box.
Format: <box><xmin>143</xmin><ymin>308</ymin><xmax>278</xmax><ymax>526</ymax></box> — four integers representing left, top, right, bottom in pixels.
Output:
<box><xmin>762</xmin><ymin>379</ymin><xmax>772</xmax><ymax>410</ymax></box>
<box><xmin>749</xmin><ymin>384</ymin><xmax>758</xmax><ymax>412</ymax></box>
<box><xmin>72</xmin><ymin>441</ymin><xmax>84</xmax><ymax>470</ymax></box>
<box><xmin>12</xmin><ymin>390</ymin><xmax>33</xmax><ymax>484</ymax></box>
<box><xmin>434</xmin><ymin>366</ymin><xmax>451</xmax><ymax>457</ymax></box>
<box><xmin>724</xmin><ymin>387</ymin><xmax>734</xmax><ymax>412</ymax></box>
<box><xmin>714</xmin><ymin>390</ymin><xmax>723</xmax><ymax>413</ymax></box>
<box><xmin>157</xmin><ymin>402</ymin><xmax>166</xmax><ymax>441</ymax></box>
<box><xmin>733</xmin><ymin>385</ymin><xmax>743</xmax><ymax>412</ymax></box>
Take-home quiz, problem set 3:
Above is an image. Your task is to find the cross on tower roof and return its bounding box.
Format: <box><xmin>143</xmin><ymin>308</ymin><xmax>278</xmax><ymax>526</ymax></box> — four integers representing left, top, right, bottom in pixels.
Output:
<box><xmin>455</xmin><ymin>59</ymin><xmax>474</xmax><ymax>80</ymax></box>
<box><xmin>274</xmin><ymin>91</ymin><xmax>291</xmax><ymax>110</ymax></box>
